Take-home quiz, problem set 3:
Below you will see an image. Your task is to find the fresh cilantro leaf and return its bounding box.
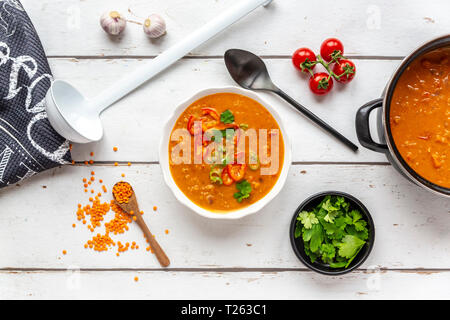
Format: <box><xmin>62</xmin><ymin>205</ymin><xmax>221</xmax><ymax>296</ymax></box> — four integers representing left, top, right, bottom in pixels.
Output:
<box><xmin>302</xmin><ymin>227</ymin><xmax>314</xmax><ymax>242</ymax></box>
<box><xmin>349</xmin><ymin>209</ymin><xmax>363</xmax><ymax>223</ymax></box>
<box><xmin>294</xmin><ymin>224</ymin><xmax>302</xmax><ymax>239</ymax></box>
<box><xmin>330</xmin><ymin>261</ymin><xmax>347</xmax><ymax>268</ymax></box>
<box><xmin>324</xmin><ymin>210</ymin><xmax>339</xmax><ymax>223</ymax></box>
<box><xmin>233</xmin><ymin>180</ymin><xmax>252</xmax><ymax>203</ymax></box>
<box><xmin>322</xmin><ymin>198</ymin><xmax>338</xmax><ymax>212</ymax></box>
<box><xmin>297</xmin><ymin>211</ymin><xmax>319</xmax><ymax>229</ymax></box>
<box><xmin>309</xmin><ymin>224</ymin><xmax>324</xmax><ymax>253</ymax></box>
<box><xmin>335</xmin><ymin>215</ymin><xmax>352</xmax><ymax>228</ymax></box>
<box><xmin>354</xmin><ymin>219</ymin><xmax>367</xmax><ymax>231</ymax></box>
<box><xmin>320</xmin><ymin>243</ymin><xmax>336</xmax><ymax>263</ymax></box>
<box><xmin>304</xmin><ymin>244</ymin><xmax>320</xmax><ymax>263</ymax></box>
<box><xmin>337</xmin><ymin>235</ymin><xmax>366</xmax><ymax>259</ymax></box>
<box><xmin>322</xmin><ymin>221</ymin><xmax>345</xmax><ymax>240</ymax></box>
<box><xmin>220</xmin><ymin>110</ymin><xmax>234</xmax><ymax>124</ymax></box>
<box><xmin>346</xmin><ymin>224</ymin><xmax>369</xmax><ymax>241</ymax></box>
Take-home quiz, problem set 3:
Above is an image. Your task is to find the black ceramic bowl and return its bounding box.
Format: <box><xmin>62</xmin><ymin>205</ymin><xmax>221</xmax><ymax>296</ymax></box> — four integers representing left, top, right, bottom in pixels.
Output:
<box><xmin>289</xmin><ymin>191</ymin><xmax>375</xmax><ymax>275</ymax></box>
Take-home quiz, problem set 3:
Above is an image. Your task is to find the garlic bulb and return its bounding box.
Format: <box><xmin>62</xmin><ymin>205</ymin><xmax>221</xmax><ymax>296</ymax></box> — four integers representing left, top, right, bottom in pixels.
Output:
<box><xmin>100</xmin><ymin>11</ymin><xmax>126</xmax><ymax>36</ymax></box>
<box><xmin>143</xmin><ymin>14</ymin><xmax>166</xmax><ymax>39</ymax></box>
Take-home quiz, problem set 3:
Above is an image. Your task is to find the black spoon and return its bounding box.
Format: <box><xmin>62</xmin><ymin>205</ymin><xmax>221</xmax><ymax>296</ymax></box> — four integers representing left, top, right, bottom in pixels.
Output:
<box><xmin>224</xmin><ymin>49</ymin><xmax>358</xmax><ymax>152</ymax></box>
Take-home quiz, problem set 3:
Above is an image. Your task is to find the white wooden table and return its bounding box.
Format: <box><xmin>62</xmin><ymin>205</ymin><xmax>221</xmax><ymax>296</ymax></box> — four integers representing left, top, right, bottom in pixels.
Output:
<box><xmin>1</xmin><ymin>0</ymin><xmax>449</xmax><ymax>299</ymax></box>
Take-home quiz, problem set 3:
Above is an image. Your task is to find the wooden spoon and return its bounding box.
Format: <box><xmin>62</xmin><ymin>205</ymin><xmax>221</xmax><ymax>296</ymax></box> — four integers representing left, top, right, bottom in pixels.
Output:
<box><xmin>112</xmin><ymin>182</ymin><xmax>170</xmax><ymax>267</ymax></box>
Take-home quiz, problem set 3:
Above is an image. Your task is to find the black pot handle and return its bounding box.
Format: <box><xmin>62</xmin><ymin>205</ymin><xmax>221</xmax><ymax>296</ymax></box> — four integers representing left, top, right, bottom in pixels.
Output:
<box><xmin>355</xmin><ymin>99</ymin><xmax>388</xmax><ymax>153</ymax></box>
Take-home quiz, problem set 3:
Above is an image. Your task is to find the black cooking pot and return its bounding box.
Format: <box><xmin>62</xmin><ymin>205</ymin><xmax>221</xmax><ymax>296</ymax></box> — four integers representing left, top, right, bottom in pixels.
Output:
<box><xmin>355</xmin><ymin>35</ymin><xmax>450</xmax><ymax>198</ymax></box>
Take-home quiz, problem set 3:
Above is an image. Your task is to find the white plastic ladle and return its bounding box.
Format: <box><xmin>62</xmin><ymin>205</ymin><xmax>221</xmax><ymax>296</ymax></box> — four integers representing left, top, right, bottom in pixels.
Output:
<box><xmin>45</xmin><ymin>0</ymin><xmax>273</xmax><ymax>143</ymax></box>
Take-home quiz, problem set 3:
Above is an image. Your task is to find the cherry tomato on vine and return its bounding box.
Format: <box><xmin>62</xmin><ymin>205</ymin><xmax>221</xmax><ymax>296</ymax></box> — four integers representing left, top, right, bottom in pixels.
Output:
<box><xmin>309</xmin><ymin>72</ymin><xmax>334</xmax><ymax>95</ymax></box>
<box><xmin>332</xmin><ymin>59</ymin><xmax>356</xmax><ymax>83</ymax></box>
<box><xmin>292</xmin><ymin>48</ymin><xmax>316</xmax><ymax>73</ymax></box>
<box><xmin>320</xmin><ymin>38</ymin><xmax>344</xmax><ymax>62</ymax></box>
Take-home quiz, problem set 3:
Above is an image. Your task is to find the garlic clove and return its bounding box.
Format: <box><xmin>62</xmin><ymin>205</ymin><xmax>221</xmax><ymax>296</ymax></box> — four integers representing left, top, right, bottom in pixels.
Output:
<box><xmin>100</xmin><ymin>11</ymin><xmax>127</xmax><ymax>36</ymax></box>
<box><xmin>143</xmin><ymin>14</ymin><xmax>166</xmax><ymax>39</ymax></box>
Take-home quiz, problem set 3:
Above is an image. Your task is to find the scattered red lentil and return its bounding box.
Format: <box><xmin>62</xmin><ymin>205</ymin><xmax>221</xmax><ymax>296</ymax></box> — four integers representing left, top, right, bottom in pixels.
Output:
<box><xmin>134</xmin><ymin>276</ymin><xmax>139</xmax><ymax>282</ymax></box>
<box><xmin>113</xmin><ymin>147</ymin><xmax>118</xmax><ymax>152</ymax></box>
<box><xmin>165</xmin><ymin>229</ymin><xmax>169</xmax><ymax>235</ymax></box>
<box><xmin>73</xmin><ymin>174</ymin><xmax>149</xmax><ymax>257</ymax></box>
<box><xmin>90</xmin><ymin>152</ymin><xmax>94</xmax><ymax>157</ymax></box>
<box><xmin>62</xmin><ymin>250</ymin><xmax>67</xmax><ymax>255</ymax></box>
<box><xmin>153</xmin><ymin>206</ymin><xmax>157</xmax><ymax>211</ymax></box>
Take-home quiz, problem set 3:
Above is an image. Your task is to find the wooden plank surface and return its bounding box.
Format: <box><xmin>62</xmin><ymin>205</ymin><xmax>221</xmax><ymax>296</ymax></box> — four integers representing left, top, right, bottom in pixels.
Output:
<box><xmin>1</xmin><ymin>0</ymin><xmax>448</xmax><ymax>299</ymax></box>
<box><xmin>1</xmin><ymin>270</ymin><xmax>449</xmax><ymax>299</ymax></box>
<box><xmin>1</xmin><ymin>164</ymin><xmax>449</xmax><ymax>269</ymax></box>
<box><xmin>23</xmin><ymin>0</ymin><xmax>450</xmax><ymax>57</ymax></box>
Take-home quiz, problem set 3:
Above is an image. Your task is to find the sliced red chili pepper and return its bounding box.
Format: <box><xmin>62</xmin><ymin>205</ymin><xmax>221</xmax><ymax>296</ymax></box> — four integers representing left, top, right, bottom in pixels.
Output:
<box><xmin>221</xmin><ymin>168</ymin><xmax>234</xmax><ymax>186</ymax></box>
<box><xmin>187</xmin><ymin>115</ymin><xmax>196</xmax><ymax>135</ymax></box>
<box><xmin>201</xmin><ymin>107</ymin><xmax>220</xmax><ymax>121</ymax></box>
<box><xmin>227</xmin><ymin>164</ymin><xmax>246</xmax><ymax>182</ymax></box>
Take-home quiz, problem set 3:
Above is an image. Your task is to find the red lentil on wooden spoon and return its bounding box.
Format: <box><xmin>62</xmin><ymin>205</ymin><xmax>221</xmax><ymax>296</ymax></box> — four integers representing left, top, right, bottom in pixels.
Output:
<box><xmin>112</xmin><ymin>181</ymin><xmax>170</xmax><ymax>267</ymax></box>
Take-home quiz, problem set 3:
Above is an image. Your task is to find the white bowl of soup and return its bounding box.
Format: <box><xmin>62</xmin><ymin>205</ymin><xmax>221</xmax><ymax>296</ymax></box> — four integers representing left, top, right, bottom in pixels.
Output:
<box><xmin>159</xmin><ymin>87</ymin><xmax>291</xmax><ymax>219</ymax></box>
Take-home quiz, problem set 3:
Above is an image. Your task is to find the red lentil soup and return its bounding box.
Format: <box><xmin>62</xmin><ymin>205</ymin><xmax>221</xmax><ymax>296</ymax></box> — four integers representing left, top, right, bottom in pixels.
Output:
<box><xmin>169</xmin><ymin>93</ymin><xmax>285</xmax><ymax>212</ymax></box>
<box><xmin>390</xmin><ymin>47</ymin><xmax>450</xmax><ymax>188</ymax></box>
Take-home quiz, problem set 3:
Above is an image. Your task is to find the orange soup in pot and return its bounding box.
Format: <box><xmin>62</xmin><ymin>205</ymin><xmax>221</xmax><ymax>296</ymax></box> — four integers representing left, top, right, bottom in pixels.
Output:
<box><xmin>390</xmin><ymin>48</ymin><xmax>450</xmax><ymax>188</ymax></box>
<box><xmin>169</xmin><ymin>93</ymin><xmax>285</xmax><ymax>212</ymax></box>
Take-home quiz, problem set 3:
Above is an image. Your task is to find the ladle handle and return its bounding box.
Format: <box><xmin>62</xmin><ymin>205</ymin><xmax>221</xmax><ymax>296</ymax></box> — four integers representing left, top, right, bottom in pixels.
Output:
<box><xmin>275</xmin><ymin>89</ymin><xmax>359</xmax><ymax>152</ymax></box>
<box><xmin>91</xmin><ymin>0</ymin><xmax>274</xmax><ymax>113</ymax></box>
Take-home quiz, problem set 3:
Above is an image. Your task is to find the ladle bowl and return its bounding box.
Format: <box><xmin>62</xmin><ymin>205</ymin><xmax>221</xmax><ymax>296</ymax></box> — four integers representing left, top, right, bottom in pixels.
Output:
<box><xmin>46</xmin><ymin>80</ymin><xmax>103</xmax><ymax>143</ymax></box>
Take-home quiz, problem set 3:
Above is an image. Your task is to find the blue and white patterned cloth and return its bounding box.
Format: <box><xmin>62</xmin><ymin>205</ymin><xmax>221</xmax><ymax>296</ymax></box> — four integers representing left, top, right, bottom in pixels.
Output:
<box><xmin>0</xmin><ymin>0</ymin><xmax>71</xmax><ymax>188</ymax></box>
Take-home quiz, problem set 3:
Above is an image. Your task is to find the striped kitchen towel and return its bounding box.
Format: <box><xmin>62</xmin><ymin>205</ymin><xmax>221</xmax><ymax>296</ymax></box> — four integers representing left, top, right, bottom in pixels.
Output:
<box><xmin>0</xmin><ymin>0</ymin><xmax>71</xmax><ymax>188</ymax></box>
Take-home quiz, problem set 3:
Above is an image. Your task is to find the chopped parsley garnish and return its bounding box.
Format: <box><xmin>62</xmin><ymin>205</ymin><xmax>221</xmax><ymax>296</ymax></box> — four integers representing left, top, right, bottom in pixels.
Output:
<box><xmin>220</xmin><ymin>109</ymin><xmax>234</xmax><ymax>124</ymax></box>
<box><xmin>233</xmin><ymin>180</ymin><xmax>252</xmax><ymax>203</ymax></box>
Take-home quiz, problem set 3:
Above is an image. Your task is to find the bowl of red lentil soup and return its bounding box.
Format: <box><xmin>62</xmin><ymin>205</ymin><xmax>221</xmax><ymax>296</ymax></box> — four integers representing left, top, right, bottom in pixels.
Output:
<box><xmin>356</xmin><ymin>35</ymin><xmax>450</xmax><ymax>198</ymax></box>
<box><xmin>159</xmin><ymin>87</ymin><xmax>291</xmax><ymax>219</ymax></box>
